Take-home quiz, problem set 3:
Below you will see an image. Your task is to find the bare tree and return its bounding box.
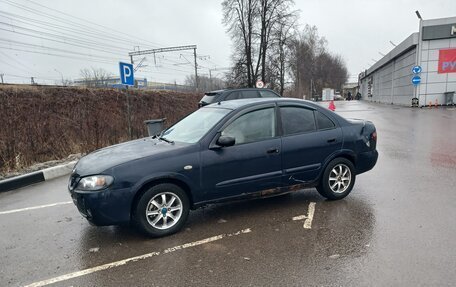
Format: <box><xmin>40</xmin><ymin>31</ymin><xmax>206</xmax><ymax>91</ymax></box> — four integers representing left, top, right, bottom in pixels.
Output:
<box><xmin>79</xmin><ymin>68</ymin><xmax>113</xmax><ymax>87</ymax></box>
<box><xmin>222</xmin><ymin>0</ymin><xmax>296</xmax><ymax>87</ymax></box>
<box><xmin>268</xmin><ymin>10</ymin><xmax>298</xmax><ymax>95</ymax></box>
<box><xmin>222</xmin><ymin>0</ymin><xmax>259</xmax><ymax>87</ymax></box>
<box><xmin>185</xmin><ymin>75</ymin><xmax>226</xmax><ymax>91</ymax></box>
<box><xmin>288</xmin><ymin>25</ymin><xmax>347</xmax><ymax>99</ymax></box>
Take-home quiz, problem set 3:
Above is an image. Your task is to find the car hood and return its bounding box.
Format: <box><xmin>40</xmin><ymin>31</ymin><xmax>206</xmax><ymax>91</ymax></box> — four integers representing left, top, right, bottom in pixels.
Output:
<box><xmin>75</xmin><ymin>137</ymin><xmax>188</xmax><ymax>175</ymax></box>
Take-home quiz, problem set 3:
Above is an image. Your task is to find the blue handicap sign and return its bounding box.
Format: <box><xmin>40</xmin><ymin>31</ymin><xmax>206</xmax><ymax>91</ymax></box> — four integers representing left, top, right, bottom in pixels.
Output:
<box><xmin>412</xmin><ymin>65</ymin><xmax>422</xmax><ymax>74</ymax></box>
<box><xmin>119</xmin><ymin>62</ymin><xmax>134</xmax><ymax>86</ymax></box>
<box><xmin>411</xmin><ymin>75</ymin><xmax>421</xmax><ymax>85</ymax></box>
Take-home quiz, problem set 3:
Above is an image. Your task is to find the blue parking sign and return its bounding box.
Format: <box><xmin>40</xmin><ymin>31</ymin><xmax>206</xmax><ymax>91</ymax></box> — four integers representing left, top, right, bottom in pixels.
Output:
<box><xmin>119</xmin><ymin>62</ymin><xmax>134</xmax><ymax>86</ymax></box>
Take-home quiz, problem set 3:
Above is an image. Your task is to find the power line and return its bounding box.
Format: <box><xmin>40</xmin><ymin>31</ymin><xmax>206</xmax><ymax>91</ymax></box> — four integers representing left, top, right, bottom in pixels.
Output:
<box><xmin>0</xmin><ymin>51</ymin><xmax>40</xmax><ymax>74</ymax></box>
<box><xmin>0</xmin><ymin>0</ymin><xmax>159</xmax><ymax>50</ymax></box>
<box><xmin>22</xmin><ymin>0</ymin><xmax>167</xmax><ymax>48</ymax></box>
<box><xmin>0</xmin><ymin>11</ymin><xmax>143</xmax><ymax>50</ymax></box>
<box><xmin>0</xmin><ymin>25</ymin><xmax>128</xmax><ymax>57</ymax></box>
<box><xmin>0</xmin><ymin>16</ymin><xmax>132</xmax><ymax>53</ymax></box>
<box><xmin>0</xmin><ymin>38</ymin><xmax>125</xmax><ymax>61</ymax></box>
<box><xmin>0</xmin><ymin>46</ymin><xmax>119</xmax><ymax>65</ymax></box>
<box><xmin>0</xmin><ymin>57</ymin><xmax>34</xmax><ymax>75</ymax></box>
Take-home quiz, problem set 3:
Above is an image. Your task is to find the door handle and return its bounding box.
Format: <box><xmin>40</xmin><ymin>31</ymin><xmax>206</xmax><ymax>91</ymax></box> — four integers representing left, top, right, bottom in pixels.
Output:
<box><xmin>266</xmin><ymin>148</ymin><xmax>279</xmax><ymax>154</ymax></box>
<box><xmin>327</xmin><ymin>138</ymin><xmax>336</xmax><ymax>143</ymax></box>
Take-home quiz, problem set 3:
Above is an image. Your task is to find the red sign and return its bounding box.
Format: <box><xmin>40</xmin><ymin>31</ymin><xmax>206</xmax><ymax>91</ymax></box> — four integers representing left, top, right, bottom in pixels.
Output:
<box><xmin>438</xmin><ymin>48</ymin><xmax>456</xmax><ymax>73</ymax></box>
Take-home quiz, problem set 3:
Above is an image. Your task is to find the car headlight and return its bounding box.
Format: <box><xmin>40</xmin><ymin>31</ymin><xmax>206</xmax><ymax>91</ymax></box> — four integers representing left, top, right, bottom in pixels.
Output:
<box><xmin>76</xmin><ymin>175</ymin><xmax>114</xmax><ymax>191</ymax></box>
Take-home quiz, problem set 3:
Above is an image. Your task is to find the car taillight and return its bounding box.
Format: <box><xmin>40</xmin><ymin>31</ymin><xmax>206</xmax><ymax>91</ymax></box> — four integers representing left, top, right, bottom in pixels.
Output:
<box><xmin>371</xmin><ymin>131</ymin><xmax>377</xmax><ymax>141</ymax></box>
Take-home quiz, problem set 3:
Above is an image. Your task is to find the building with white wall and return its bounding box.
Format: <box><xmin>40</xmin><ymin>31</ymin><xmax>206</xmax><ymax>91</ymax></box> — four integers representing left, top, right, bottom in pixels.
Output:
<box><xmin>359</xmin><ymin>16</ymin><xmax>456</xmax><ymax>106</ymax></box>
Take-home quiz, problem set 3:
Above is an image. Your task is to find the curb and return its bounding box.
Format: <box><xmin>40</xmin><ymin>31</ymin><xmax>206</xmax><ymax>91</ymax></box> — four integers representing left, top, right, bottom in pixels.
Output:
<box><xmin>0</xmin><ymin>161</ymin><xmax>77</xmax><ymax>192</ymax></box>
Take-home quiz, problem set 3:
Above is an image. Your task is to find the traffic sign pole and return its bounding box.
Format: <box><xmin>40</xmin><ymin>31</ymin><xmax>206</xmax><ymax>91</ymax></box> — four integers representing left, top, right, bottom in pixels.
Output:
<box><xmin>411</xmin><ymin>65</ymin><xmax>422</xmax><ymax>106</ymax></box>
<box><xmin>120</xmin><ymin>62</ymin><xmax>135</xmax><ymax>139</ymax></box>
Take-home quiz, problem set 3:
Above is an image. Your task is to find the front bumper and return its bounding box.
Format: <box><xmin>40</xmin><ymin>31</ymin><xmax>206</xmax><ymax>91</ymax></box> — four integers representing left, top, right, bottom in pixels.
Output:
<box><xmin>69</xmin><ymin>186</ymin><xmax>133</xmax><ymax>226</ymax></box>
<box><xmin>356</xmin><ymin>150</ymin><xmax>379</xmax><ymax>175</ymax></box>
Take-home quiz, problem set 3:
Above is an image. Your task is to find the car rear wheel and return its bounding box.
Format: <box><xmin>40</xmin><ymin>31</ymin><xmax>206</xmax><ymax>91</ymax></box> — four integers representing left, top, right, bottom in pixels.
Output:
<box><xmin>316</xmin><ymin>158</ymin><xmax>356</xmax><ymax>200</ymax></box>
<box><xmin>133</xmin><ymin>183</ymin><xmax>189</xmax><ymax>237</ymax></box>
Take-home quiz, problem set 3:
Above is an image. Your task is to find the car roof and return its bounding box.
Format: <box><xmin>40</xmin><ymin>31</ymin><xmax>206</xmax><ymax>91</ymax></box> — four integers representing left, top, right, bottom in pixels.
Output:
<box><xmin>202</xmin><ymin>97</ymin><xmax>321</xmax><ymax>110</ymax></box>
<box><xmin>205</xmin><ymin>88</ymin><xmax>276</xmax><ymax>94</ymax></box>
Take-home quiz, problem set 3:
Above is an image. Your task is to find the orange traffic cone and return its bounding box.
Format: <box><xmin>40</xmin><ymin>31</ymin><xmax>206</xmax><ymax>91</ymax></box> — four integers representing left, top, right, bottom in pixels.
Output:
<box><xmin>328</xmin><ymin>100</ymin><xmax>336</xmax><ymax>111</ymax></box>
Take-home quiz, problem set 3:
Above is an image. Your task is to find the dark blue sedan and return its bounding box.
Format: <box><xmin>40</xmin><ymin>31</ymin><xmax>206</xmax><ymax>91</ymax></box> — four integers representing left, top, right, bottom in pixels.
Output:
<box><xmin>68</xmin><ymin>98</ymin><xmax>378</xmax><ymax>237</ymax></box>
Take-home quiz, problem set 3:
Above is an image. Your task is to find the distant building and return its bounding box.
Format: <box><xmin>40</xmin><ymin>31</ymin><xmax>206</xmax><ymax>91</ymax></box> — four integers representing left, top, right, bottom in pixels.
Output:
<box><xmin>342</xmin><ymin>82</ymin><xmax>359</xmax><ymax>98</ymax></box>
<box><xmin>359</xmin><ymin>16</ymin><xmax>456</xmax><ymax>106</ymax></box>
<box><xmin>74</xmin><ymin>77</ymin><xmax>147</xmax><ymax>88</ymax></box>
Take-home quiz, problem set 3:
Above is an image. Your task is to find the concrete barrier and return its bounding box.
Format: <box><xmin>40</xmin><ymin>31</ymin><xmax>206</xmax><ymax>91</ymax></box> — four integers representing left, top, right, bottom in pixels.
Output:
<box><xmin>0</xmin><ymin>160</ymin><xmax>77</xmax><ymax>192</ymax></box>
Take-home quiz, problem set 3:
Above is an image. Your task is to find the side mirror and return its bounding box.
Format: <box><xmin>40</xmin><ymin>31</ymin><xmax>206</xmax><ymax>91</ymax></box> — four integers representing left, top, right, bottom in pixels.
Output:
<box><xmin>217</xmin><ymin>136</ymin><xmax>235</xmax><ymax>147</ymax></box>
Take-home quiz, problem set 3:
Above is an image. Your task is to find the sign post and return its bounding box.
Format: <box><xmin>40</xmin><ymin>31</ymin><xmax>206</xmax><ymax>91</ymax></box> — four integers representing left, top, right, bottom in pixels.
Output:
<box><xmin>119</xmin><ymin>62</ymin><xmax>135</xmax><ymax>139</ymax></box>
<box><xmin>411</xmin><ymin>65</ymin><xmax>422</xmax><ymax>106</ymax></box>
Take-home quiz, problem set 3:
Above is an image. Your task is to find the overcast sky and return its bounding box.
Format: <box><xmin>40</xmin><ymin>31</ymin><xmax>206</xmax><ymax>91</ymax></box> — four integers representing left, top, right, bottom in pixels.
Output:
<box><xmin>0</xmin><ymin>0</ymin><xmax>455</xmax><ymax>85</ymax></box>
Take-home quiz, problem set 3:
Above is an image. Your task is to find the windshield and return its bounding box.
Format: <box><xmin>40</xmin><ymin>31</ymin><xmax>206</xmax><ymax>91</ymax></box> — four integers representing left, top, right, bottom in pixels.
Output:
<box><xmin>161</xmin><ymin>107</ymin><xmax>231</xmax><ymax>143</ymax></box>
<box><xmin>200</xmin><ymin>93</ymin><xmax>217</xmax><ymax>105</ymax></box>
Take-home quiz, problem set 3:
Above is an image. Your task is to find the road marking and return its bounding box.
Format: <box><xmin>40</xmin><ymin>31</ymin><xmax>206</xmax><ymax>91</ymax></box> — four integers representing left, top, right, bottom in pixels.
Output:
<box><xmin>292</xmin><ymin>202</ymin><xmax>316</xmax><ymax>229</ymax></box>
<box><xmin>0</xmin><ymin>201</ymin><xmax>72</xmax><ymax>215</ymax></box>
<box><xmin>24</xmin><ymin>228</ymin><xmax>252</xmax><ymax>287</ymax></box>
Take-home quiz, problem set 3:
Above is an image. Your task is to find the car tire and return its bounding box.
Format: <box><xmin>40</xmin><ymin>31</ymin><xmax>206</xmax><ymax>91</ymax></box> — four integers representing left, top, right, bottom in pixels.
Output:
<box><xmin>133</xmin><ymin>183</ymin><xmax>190</xmax><ymax>237</ymax></box>
<box><xmin>316</xmin><ymin>158</ymin><xmax>356</xmax><ymax>200</ymax></box>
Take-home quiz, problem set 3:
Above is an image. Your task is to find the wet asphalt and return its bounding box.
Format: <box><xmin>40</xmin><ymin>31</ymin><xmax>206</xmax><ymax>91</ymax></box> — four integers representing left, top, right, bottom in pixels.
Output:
<box><xmin>0</xmin><ymin>101</ymin><xmax>455</xmax><ymax>287</ymax></box>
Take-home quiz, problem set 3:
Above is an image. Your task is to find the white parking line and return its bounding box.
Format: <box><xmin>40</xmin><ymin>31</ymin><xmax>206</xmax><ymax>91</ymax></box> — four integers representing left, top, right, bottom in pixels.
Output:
<box><xmin>24</xmin><ymin>228</ymin><xmax>252</xmax><ymax>287</ymax></box>
<box><xmin>303</xmin><ymin>202</ymin><xmax>315</xmax><ymax>229</ymax></box>
<box><xmin>0</xmin><ymin>201</ymin><xmax>72</xmax><ymax>215</ymax></box>
<box><xmin>292</xmin><ymin>202</ymin><xmax>316</xmax><ymax>229</ymax></box>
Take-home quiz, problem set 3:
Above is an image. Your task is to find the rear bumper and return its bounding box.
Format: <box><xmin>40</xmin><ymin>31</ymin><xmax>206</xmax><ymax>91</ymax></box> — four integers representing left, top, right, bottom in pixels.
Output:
<box><xmin>69</xmin><ymin>187</ymin><xmax>133</xmax><ymax>226</ymax></box>
<box><xmin>356</xmin><ymin>150</ymin><xmax>378</xmax><ymax>175</ymax></box>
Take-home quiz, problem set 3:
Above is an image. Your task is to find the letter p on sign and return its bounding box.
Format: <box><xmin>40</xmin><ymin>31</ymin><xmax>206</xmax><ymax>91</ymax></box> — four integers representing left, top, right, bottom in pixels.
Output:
<box><xmin>119</xmin><ymin>62</ymin><xmax>134</xmax><ymax>86</ymax></box>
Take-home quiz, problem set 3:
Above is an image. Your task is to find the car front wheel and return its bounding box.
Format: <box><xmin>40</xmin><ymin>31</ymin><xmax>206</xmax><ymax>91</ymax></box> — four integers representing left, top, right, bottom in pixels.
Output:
<box><xmin>316</xmin><ymin>158</ymin><xmax>356</xmax><ymax>200</ymax></box>
<box><xmin>133</xmin><ymin>183</ymin><xmax>189</xmax><ymax>237</ymax></box>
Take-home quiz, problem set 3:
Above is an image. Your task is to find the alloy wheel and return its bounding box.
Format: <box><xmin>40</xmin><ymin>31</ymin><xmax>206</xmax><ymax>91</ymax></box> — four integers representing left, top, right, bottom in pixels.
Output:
<box><xmin>328</xmin><ymin>164</ymin><xmax>352</xmax><ymax>194</ymax></box>
<box><xmin>145</xmin><ymin>192</ymin><xmax>183</xmax><ymax>230</ymax></box>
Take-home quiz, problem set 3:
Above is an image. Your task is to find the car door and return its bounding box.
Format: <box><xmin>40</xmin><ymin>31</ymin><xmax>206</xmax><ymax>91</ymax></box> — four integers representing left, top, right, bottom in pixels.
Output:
<box><xmin>279</xmin><ymin>105</ymin><xmax>342</xmax><ymax>185</ymax></box>
<box><xmin>200</xmin><ymin>105</ymin><xmax>282</xmax><ymax>200</ymax></box>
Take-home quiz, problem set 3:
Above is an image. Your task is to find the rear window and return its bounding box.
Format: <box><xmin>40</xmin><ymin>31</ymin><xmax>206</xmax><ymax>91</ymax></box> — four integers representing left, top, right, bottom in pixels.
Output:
<box><xmin>225</xmin><ymin>91</ymin><xmax>241</xmax><ymax>100</ymax></box>
<box><xmin>241</xmin><ymin>90</ymin><xmax>259</xmax><ymax>99</ymax></box>
<box><xmin>259</xmin><ymin>90</ymin><xmax>279</xmax><ymax>98</ymax></box>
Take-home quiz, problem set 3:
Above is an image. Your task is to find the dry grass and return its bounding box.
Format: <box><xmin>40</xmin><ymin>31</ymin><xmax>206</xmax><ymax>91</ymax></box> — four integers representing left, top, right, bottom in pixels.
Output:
<box><xmin>0</xmin><ymin>85</ymin><xmax>201</xmax><ymax>174</ymax></box>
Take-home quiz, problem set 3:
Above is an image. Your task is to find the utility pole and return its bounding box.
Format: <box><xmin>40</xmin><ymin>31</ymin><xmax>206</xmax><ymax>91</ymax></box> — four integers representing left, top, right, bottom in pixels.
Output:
<box><xmin>0</xmin><ymin>73</ymin><xmax>4</xmax><ymax>84</ymax></box>
<box><xmin>193</xmin><ymin>47</ymin><xmax>198</xmax><ymax>91</ymax></box>
<box><xmin>309</xmin><ymin>79</ymin><xmax>313</xmax><ymax>100</ymax></box>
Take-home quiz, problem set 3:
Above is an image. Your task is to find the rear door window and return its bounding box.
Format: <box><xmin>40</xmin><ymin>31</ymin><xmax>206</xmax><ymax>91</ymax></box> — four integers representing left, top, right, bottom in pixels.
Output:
<box><xmin>280</xmin><ymin>106</ymin><xmax>316</xmax><ymax>136</ymax></box>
